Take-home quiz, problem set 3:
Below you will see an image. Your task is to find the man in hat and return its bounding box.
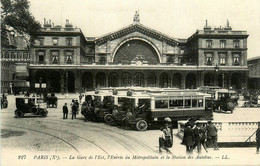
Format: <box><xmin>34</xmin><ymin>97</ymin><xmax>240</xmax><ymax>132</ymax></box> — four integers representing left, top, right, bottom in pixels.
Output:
<box><xmin>63</xmin><ymin>103</ymin><xmax>68</xmax><ymax>119</ymax></box>
<box><xmin>206</xmin><ymin>121</ymin><xmax>219</xmax><ymax>150</ymax></box>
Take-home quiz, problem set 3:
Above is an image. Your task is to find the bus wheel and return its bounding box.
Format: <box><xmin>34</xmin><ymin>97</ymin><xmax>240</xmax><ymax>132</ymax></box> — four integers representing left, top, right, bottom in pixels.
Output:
<box><xmin>136</xmin><ymin>120</ymin><xmax>148</xmax><ymax>131</ymax></box>
<box><xmin>16</xmin><ymin>110</ymin><xmax>24</xmax><ymax>118</ymax></box>
<box><xmin>104</xmin><ymin>114</ymin><xmax>113</xmax><ymax>123</ymax></box>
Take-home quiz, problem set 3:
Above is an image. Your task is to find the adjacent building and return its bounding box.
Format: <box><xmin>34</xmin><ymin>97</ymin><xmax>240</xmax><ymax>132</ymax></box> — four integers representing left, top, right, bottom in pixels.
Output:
<box><xmin>247</xmin><ymin>56</ymin><xmax>260</xmax><ymax>90</ymax></box>
<box><xmin>1</xmin><ymin>28</ymin><xmax>30</xmax><ymax>93</ymax></box>
<box><xmin>28</xmin><ymin>15</ymin><xmax>249</xmax><ymax>93</ymax></box>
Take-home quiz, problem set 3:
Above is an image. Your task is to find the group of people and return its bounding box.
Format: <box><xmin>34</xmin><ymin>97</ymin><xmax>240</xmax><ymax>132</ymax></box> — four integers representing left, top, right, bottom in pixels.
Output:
<box><xmin>62</xmin><ymin>99</ymin><xmax>79</xmax><ymax>119</ymax></box>
<box><xmin>182</xmin><ymin>119</ymin><xmax>218</xmax><ymax>154</ymax></box>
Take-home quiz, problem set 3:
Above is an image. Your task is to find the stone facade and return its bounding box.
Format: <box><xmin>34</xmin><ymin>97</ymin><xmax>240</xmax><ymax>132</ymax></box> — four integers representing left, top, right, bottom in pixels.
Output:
<box><xmin>247</xmin><ymin>56</ymin><xmax>260</xmax><ymax>89</ymax></box>
<box><xmin>28</xmin><ymin>19</ymin><xmax>249</xmax><ymax>93</ymax></box>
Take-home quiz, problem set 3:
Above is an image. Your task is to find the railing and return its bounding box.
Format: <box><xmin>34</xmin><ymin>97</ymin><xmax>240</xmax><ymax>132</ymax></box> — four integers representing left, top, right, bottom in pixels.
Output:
<box><xmin>178</xmin><ymin>121</ymin><xmax>258</xmax><ymax>143</ymax></box>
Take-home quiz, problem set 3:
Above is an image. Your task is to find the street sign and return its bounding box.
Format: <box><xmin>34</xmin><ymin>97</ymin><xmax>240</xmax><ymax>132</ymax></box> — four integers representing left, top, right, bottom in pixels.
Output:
<box><xmin>35</xmin><ymin>83</ymin><xmax>40</xmax><ymax>88</ymax></box>
<box><xmin>42</xmin><ymin>83</ymin><xmax>47</xmax><ymax>88</ymax></box>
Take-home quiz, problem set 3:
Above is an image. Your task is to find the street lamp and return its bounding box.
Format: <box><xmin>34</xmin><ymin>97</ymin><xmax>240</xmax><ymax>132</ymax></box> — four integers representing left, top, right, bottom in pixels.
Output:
<box><xmin>66</xmin><ymin>72</ymin><xmax>68</xmax><ymax>96</ymax></box>
<box><xmin>39</xmin><ymin>77</ymin><xmax>42</xmax><ymax>97</ymax></box>
<box><xmin>222</xmin><ymin>73</ymin><xmax>225</xmax><ymax>88</ymax></box>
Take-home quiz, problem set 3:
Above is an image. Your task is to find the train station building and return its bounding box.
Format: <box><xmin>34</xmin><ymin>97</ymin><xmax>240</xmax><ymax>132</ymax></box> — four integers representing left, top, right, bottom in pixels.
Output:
<box><xmin>28</xmin><ymin>14</ymin><xmax>249</xmax><ymax>93</ymax></box>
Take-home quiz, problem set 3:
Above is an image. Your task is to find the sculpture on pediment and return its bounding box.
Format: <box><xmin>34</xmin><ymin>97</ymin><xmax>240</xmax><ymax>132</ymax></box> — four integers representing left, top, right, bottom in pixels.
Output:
<box><xmin>133</xmin><ymin>11</ymin><xmax>140</xmax><ymax>23</ymax></box>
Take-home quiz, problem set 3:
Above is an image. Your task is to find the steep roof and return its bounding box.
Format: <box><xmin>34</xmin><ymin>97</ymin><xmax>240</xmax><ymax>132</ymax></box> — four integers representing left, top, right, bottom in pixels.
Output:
<box><xmin>95</xmin><ymin>23</ymin><xmax>186</xmax><ymax>46</ymax></box>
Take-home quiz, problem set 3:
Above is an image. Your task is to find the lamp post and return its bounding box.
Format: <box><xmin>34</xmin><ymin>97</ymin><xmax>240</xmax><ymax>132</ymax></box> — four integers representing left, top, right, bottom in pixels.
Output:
<box><xmin>214</xmin><ymin>65</ymin><xmax>219</xmax><ymax>86</ymax></box>
<box><xmin>39</xmin><ymin>77</ymin><xmax>42</xmax><ymax>97</ymax></box>
<box><xmin>222</xmin><ymin>73</ymin><xmax>225</xmax><ymax>88</ymax></box>
<box><xmin>66</xmin><ymin>72</ymin><xmax>68</xmax><ymax>96</ymax></box>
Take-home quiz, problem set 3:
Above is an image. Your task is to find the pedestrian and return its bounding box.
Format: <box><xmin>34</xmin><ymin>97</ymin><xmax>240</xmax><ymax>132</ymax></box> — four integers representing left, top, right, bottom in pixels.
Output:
<box><xmin>158</xmin><ymin>127</ymin><xmax>172</xmax><ymax>154</ymax></box>
<box><xmin>193</xmin><ymin>122</ymin><xmax>202</xmax><ymax>154</ymax></box>
<box><xmin>63</xmin><ymin>103</ymin><xmax>68</xmax><ymax>119</ymax></box>
<box><xmin>200</xmin><ymin>123</ymin><xmax>208</xmax><ymax>153</ymax></box>
<box><xmin>182</xmin><ymin>123</ymin><xmax>195</xmax><ymax>154</ymax></box>
<box><xmin>256</xmin><ymin>122</ymin><xmax>260</xmax><ymax>154</ymax></box>
<box><xmin>75</xmin><ymin>100</ymin><xmax>79</xmax><ymax>114</ymax></box>
<box><xmin>79</xmin><ymin>93</ymin><xmax>83</xmax><ymax>103</ymax></box>
<box><xmin>164</xmin><ymin>124</ymin><xmax>173</xmax><ymax>151</ymax></box>
<box><xmin>206</xmin><ymin>121</ymin><xmax>219</xmax><ymax>150</ymax></box>
<box><xmin>71</xmin><ymin>103</ymin><xmax>77</xmax><ymax>119</ymax></box>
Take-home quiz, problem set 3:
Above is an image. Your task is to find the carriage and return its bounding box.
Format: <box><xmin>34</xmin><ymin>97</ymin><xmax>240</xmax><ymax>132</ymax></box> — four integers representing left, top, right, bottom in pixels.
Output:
<box><xmin>15</xmin><ymin>96</ymin><xmax>48</xmax><ymax>118</ymax></box>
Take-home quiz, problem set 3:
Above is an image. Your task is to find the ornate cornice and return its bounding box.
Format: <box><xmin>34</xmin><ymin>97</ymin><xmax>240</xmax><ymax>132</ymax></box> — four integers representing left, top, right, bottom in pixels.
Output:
<box><xmin>95</xmin><ymin>24</ymin><xmax>185</xmax><ymax>46</ymax></box>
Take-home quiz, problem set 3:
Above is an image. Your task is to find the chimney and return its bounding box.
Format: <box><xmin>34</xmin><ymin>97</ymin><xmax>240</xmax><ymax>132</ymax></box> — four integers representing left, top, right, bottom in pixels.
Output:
<box><xmin>224</xmin><ymin>19</ymin><xmax>232</xmax><ymax>30</ymax></box>
<box><xmin>203</xmin><ymin>19</ymin><xmax>211</xmax><ymax>30</ymax></box>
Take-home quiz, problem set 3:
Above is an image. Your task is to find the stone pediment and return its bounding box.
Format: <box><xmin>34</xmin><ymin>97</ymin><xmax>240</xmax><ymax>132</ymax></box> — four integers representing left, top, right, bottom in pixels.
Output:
<box><xmin>95</xmin><ymin>23</ymin><xmax>185</xmax><ymax>46</ymax></box>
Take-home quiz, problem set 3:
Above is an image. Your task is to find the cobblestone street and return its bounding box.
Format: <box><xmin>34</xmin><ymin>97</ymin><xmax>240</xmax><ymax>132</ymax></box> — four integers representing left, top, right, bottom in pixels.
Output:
<box><xmin>1</xmin><ymin>94</ymin><xmax>260</xmax><ymax>165</ymax></box>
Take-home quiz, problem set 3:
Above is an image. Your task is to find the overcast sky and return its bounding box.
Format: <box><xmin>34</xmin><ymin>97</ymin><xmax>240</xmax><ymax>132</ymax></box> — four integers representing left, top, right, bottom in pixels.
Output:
<box><xmin>29</xmin><ymin>0</ymin><xmax>260</xmax><ymax>59</ymax></box>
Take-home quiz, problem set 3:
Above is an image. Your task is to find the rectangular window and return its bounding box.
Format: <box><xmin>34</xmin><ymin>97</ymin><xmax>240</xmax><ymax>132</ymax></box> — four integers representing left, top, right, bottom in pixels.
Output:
<box><xmin>65</xmin><ymin>51</ymin><xmax>73</xmax><ymax>64</ymax></box>
<box><xmin>206</xmin><ymin>57</ymin><xmax>212</xmax><ymax>65</ymax></box>
<box><xmin>233</xmin><ymin>54</ymin><xmax>240</xmax><ymax>66</ymax></box>
<box><xmin>169</xmin><ymin>100</ymin><xmax>183</xmax><ymax>108</ymax></box>
<box><xmin>233</xmin><ymin>40</ymin><xmax>240</xmax><ymax>48</ymax></box>
<box><xmin>66</xmin><ymin>38</ymin><xmax>72</xmax><ymax>46</ymax></box>
<box><xmin>198</xmin><ymin>99</ymin><xmax>203</xmax><ymax>107</ymax></box>
<box><xmin>220</xmin><ymin>57</ymin><xmax>226</xmax><ymax>65</ymax></box>
<box><xmin>51</xmin><ymin>51</ymin><xmax>59</xmax><ymax>64</ymax></box>
<box><xmin>180</xmin><ymin>49</ymin><xmax>184</xmax><ymax>54</ymax></box>
<box><xmin>184</xmin><ymin>99</ymin><xmax>191</xmax><ymax>108</ymax></box>
<box><xmin>155</xmin><ymin>100</ymin><xmax>168</xmax><ymax>109</ymax></box>
<box><xmin>52</xmin><ymin>38</ymin><xmax>58</xmax><ymax>45</ymax></box>
<box><xmin>39</xmin><ymin>55</ymin><xmax>44</xmax><ymax>63</ymax></box>
<box><xmin>192</xmin><ymin>99</ymin><xmax>198</xmax><ymax>107</ymax></box>
<box><xmin>206</xmin><ymin>40</ymin><xmax>212</xmax><ymax>48</ymax></box>
<box><xmin>220</xmin><ymin>40</ymin><xmax>226</xmax><ymax>48</ymax></box>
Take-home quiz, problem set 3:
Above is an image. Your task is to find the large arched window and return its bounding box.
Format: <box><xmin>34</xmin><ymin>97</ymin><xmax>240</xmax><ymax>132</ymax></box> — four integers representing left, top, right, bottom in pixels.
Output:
<box><xmin>134</xmin><ymin>72</ymin><xmax>144</xmax><ymax>87</ymax></box>
<box><xmin>186</xmin><ymin>73</ymin><xmax>197</xmax><ymax>89</ymax></box>
<box><xmin>96</xmin><ymin>72</ymin><xmax>106</xmax><ymax>88</ymax></box>
<box><xmin>147</xmin><ymin>72</ymin><xmax>156</xmax><ymax>87</ymax></box>
<box><xmin>159</xmin><ymin>72</ymin><xmax>168</xmax><ymax>88</ymax></box>
<box><xmin>108</xmin><ymin>73</ymin><xmax>119</xmax><ymax>87</ymax></box>
<box><xmin>172</xmin><ymin>73</ymin><xmax>181</xmax><ymax>88</ymax></box>
<box><xmin>121</xmin><ymin>73</ymin><xmax>131</xmax><ymax>87</ymax></box>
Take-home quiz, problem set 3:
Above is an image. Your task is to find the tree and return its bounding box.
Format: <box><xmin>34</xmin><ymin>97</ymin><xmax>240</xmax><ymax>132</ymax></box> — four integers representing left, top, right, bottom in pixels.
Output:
<box><xmin>1</xmin><ymin>0</ymin><xmax>41</xmax><ymax>47</ymax></box>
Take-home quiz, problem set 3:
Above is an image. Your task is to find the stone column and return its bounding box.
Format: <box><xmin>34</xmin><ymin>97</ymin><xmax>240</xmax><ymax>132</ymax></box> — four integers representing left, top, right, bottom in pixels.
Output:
<box><xmin>93</xmin><ymin>72</ymin><xmax>96</xmax><ymax>89</ymax></box>
<box><xmin>60</xmin><ymin>71</ymin><xmax>64</xmax><ymax>94</ymax></box>
<box><xmin>105</xmin><ymin>72</ymin><xmax>108</xmax><ymax>87</ymax></box>
<box><xmin>75</xmin><ymin>70</ymin><xmax>81</xmax><ymax>93</ymax></box>
<box><xmin>228</xmin><ymin>72</ymin><xmax>232</xmax><ymax>89</ymax></box>
<box><xmin>156</xmin><ymin>73</ymin><xmax>160</xmax><ymax>87</ymax></box>
<box><xmin>181</xmin><ymin>72</ymin><xmax>186</xmax><ymax>89</ymax></box>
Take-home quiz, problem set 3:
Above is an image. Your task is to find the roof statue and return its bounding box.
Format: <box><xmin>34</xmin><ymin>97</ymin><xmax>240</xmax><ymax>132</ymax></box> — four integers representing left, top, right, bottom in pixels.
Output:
<box><xmin>133</xmin><ymin>10</ymin><xmax>140</xmax><ymax>24</ymax></box>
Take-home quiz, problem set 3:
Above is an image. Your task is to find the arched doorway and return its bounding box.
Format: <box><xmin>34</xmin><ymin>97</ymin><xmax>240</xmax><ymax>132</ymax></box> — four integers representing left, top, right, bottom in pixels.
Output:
<box><xmin>108</xmin><ymin>73</ymin><xmax>119</xmax><ymax>87</ymax></box>
<box><xmin>113</xmin><ymin>39</ymin><xmax>160</xmax><ymax>64</ymax></box>
<box><xmin>186</xmin><ymin>73</ymin><xmax>197</xmax><ymax>89</ymax></box>
<box><xmin>48</xmin><ymin>71</ymin><xmax>61</xmax><ymax>93</ymax></box>
<box><xmin>231</xmin><ymin>73</ymin><xmax>240</xmax><ymax>89</ymax></box>
<box><xmin>35</xmin><ymin>70</ymin><xmax>47</xmax><ymax>83</ymax></box>
<box><xmin>218</xmin><ymin>73</ymin><xmax>228</xmax><ymax>88</ymax></box>
<box><xmin>121</xmin><ymin>72</ymin><xmax>131</xmax><ymax>87</ymax></box>
<box><xmin>204</xmin><ymin>73</ymin><xmax>214</xmax><ymax>86</ymax></box>
<box><xmin>96</xmin><ymin>72</ymin><xmax>106</xmax><ymax>88</ymax></box>
<box><xmin>159</xmin><ymin>72</ymin><xmax>168</xmax><ymax>88</ymax></box>
<box><xmin>172</xmin><ymin>73</ymin><xmax>181</xmax><ymax>88</ymax></box>
<box><xmin>134</xmin><ymin>72</ymin><xmax>144</xmax><ymax>87</ymax></box>
<box><xmin>82</xmin><ymin>72</ymin><xmax>93</xmax><ymax>90</ymax></box>
<box><xmin>147</xmin><ymin>72</ymin><xmax>156</xmax><ymax>87</ymax></box>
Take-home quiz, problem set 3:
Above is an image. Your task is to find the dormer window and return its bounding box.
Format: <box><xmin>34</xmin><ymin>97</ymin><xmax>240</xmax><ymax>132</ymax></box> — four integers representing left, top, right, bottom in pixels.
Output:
<box><xmin>65</xmin><ymin>51</ymin><xmax>73</xmax><ymax>64</ymax></box>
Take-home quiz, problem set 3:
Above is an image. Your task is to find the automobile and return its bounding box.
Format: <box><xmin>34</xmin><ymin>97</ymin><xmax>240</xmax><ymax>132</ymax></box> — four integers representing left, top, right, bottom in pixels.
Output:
<box><xmin>45</xmin><ymin>93</ymin><xmax>58</xmax><ymax>108</ymax></box>
<box><xmin>81</xmin><ymin>90</ymin><xmax>114</xmax><ymax>122</ymax></box>
<box><xmin>15</xmin><ymin>96</ymin><xmax>48</xmax><ymax>118</ymax></box>
<box><xmin>199</xmin><ymin>87</ymin><xmax>238</xmax><ymax>113</ymax></box>
<box><xmin>1</xmin><ymin>93</ymin><xmax>8</xmax><ymax>109</ymax></box>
